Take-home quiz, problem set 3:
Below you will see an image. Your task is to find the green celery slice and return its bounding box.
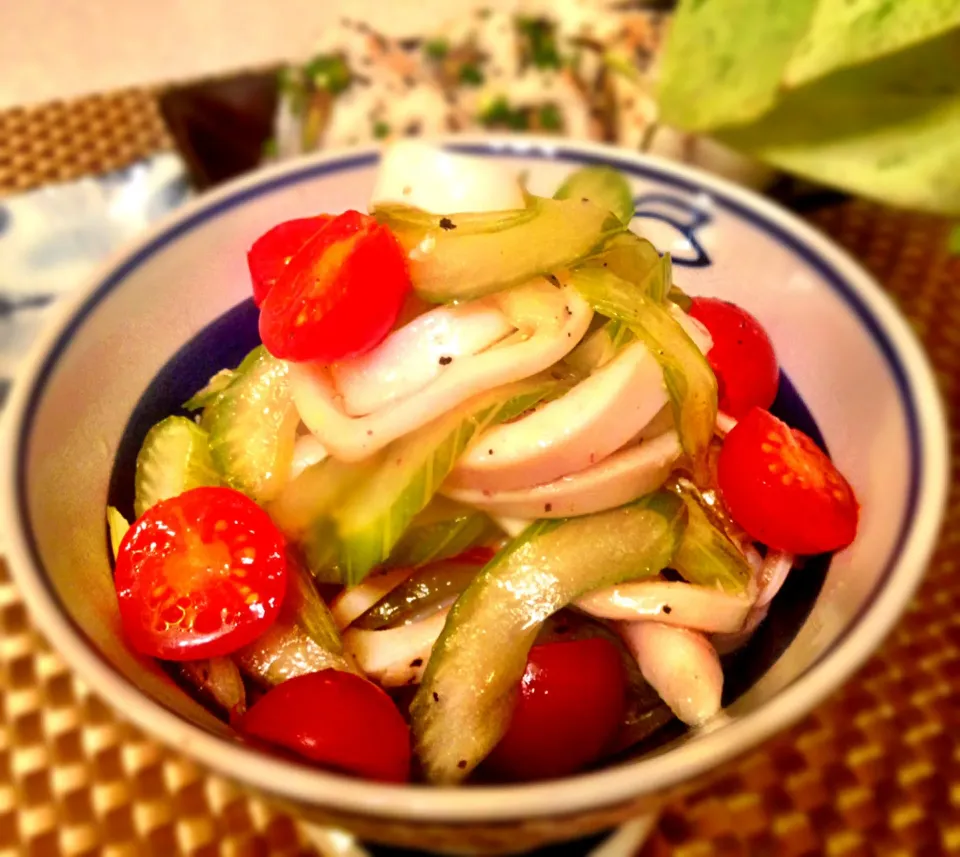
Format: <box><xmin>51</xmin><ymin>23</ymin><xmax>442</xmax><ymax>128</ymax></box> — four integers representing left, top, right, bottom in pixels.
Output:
<box><xmin>285</xmin><ymin>553</ymin><xmax>345</xmax><ymax>653</ymax></box>
<box><xmin>203</xmin><ymin>346</ymin><xmax>299</xmax><ymax>504</ymax></box>
<box><xmin>563</xmin><ymin>318</ymin><xmax>633</xmax><ymax>374</ymax></box>
<box><xmin>554</xmin><ymin>165</ymin><xmax>635</xmax><ymax>225</ymax></box>
<box><xmin>667</xmin><ymin>283</ymin><xmax>693</xmax><ymax>312</ymax></box>
<box><xmin>411</xmin><ymin>491</ymin><xmax>687</xmax><ymax>783</ymax></box>
<box><xmin>569</xmin><ymin>266</ymin><xmax>718</xmax><ymax>484</ymax></box>
<box><xmin>386</xmin><ymin>498</ymin><xmax>499</xmax><ymax>568</ymax></box>
<box><xmin>234</xmin><ymin>557</ymin><xmax>350</xmax><ymax>685</ymax></box>
<box><xmin>233</xmin><ymin>618</ymin><xmax>348</xmax><ymax>686</ymax></box>
<box><xmin>374</xmin><ymin>196</ymin><xmax>625</xmax><ymax>302</ymax></box>
<box><xmin>334</xmin><ymin>376</ymin><xmax>558</xmax><ymax>584</ymax></box>
<box><xmin>134</xmin><ymin>416</ymin><xmax>220</xmax><ymax>517</ymax></box>
<box><xmin>584</xmin><ymin>231</ymin><xmax>667</xmax><ymax>299</ymax></box>
<box><xmin>106</xmin><ymin>506</ymin><xmax>130</xmax><ymax>559</ymax></box>
<box><xmin>182</xmin><ymin>369</ymin><xmax>235</xmax><ymax>411</ymax></box>
<box><xmin>668</xmin><ymin>488</ymin><xmax>751</xmax><ymax>595</ymax></box>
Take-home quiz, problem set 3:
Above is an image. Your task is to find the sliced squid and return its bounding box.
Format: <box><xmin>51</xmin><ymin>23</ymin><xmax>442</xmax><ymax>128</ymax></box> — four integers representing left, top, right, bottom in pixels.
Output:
<box><xmin>288</xmin><ymin>433</ymin><xmax>328</xmax><ymax>481</ymax></box>
<box><xmin>371</xmin><ymin>139</ymin><xmax>526</xmax><ymax>214</ymax></box>
<box><xmin>712</xmin><ymin>604</ymin><xmax>770</xmax><ymax>656</ymax></box>
<box><xmin>754</xmin><ymin>550</ymin><xmax>795</xmax><ymax>609</ymax></box>
<box><xmin>342</xmin><ymin>608</ymin><xmax>449</xmax><ymax>687</ymax></box>
<box><xmin>446</xmin><ymin>340</ymin><xmax>669</xmax><ymax>492</ymax></box>
<box><xmin>446</xmin><ymin>304</ymin><xmax>713</xmax><ymax>493</ymax></box>
<box><xmin>577</xmin><ymin>580</ymin><xmax>752</xmax><ymax>635</ymax></box>
<box><xmin>441</xmin><ymin>431</ymin><xmax>681</xmax><ymax>519</ymax></box>
<box><xmin>617</xmin><ymin>621</ymin><xmax>724</xmax><ymax>727</ymax></box>
<box><xmin>290</xmin><ymin>280</ymin><xmax>592</xmax><ymax>461</ymax></box>
<box><xmin>329</xmin><ymin>300</ymin><xmax>514</xmax><ymax>416</ymax></box>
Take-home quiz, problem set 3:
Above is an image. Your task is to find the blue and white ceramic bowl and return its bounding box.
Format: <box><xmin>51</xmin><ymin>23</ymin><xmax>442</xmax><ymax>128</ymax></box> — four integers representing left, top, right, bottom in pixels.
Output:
<box><xmin>0</xmin><ymin>139</ymin><xmax>948</xmax><ymax>854</ymax></box>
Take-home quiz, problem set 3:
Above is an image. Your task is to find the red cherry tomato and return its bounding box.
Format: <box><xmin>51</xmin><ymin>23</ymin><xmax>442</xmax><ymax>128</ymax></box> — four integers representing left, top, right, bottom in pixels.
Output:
<box><xmin>241</xmin><ymin>670</ymin><xmax>411</xmax><ymax>782</ymax></box>
<box><xmin>688</xmin><ymin>297</ymin><xmax>779</xmax><ymax>418</ymax></box>
<box><xmin>247</xmin><ymin>215</ymin><xmax>334</xmax><ymax>307</ymax></box>
<box><xmin>114</xmin><ymin>487</ymin><xmax>287</xmax><ymax>660</ymax></box>
<box><xmin>258</xmin><ymin>210</ymin><xmax>412</xmax><ymax>363</ymax></box>
<box><xmin>717</xmin><ymin>407</ymin><xmax>859</xmax><ymax>554</ymax></box>
<box><xmin>485</xmin><ymin>637</ymin><xmax>627</xmax><ymax>781</ymax></box>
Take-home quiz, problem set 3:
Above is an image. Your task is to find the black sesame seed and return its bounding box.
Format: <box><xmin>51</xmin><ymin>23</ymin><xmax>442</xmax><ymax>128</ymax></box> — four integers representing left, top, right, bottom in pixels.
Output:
<box><xmin>439</xmin><ymin>217</ymin><xmax>457</xmax><ymax>230</ymax></box>
<box><xmin>433</xmin><ymin>692</ymin><xmax>440</xmax><ymax>702</ymax></box>
<box><xmin>663</xmin><ymin>605</ymin><xmax>673</xmax><ymax>614</ymax></box>
<box><xmin>439</xmin><ymin>355</ymin><xmax>453</xmax><ymax>365</ymax></box>
<box><xmin>411</xmin><ymin>657</ymin><xmax>424</xmax><ymax>667</ymax></box>
<box><xmin>457</xmin><ymin>759</ymin><xmax>467</xmax><ymax>769</ymax></box>
<box><xmin>488</xmin><ymin>449</ymin><xmax>494</xmax><ymax>455</ymax></box>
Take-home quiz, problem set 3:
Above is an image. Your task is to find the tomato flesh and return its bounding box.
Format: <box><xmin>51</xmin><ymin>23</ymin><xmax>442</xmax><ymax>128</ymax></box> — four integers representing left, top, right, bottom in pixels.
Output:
<box><xmin>717</xmin><ymin>407</ymin><xmax>859</xmax><ymax>554</ymax></box>
<box><xmin>484</xmin><ymin>637</ymin><xmax>627</xmax><ymax>781</ymax></box>
<box><xmin>114</xmin><ymin>487</ymin><xmax>287</xmax><ymax>660</ymax></box>
<box><xmin>258</xmin><ymin>210</ymin><xmax>412</xmax><ymax>363</ymax></box>
<box><xmin>241</xmin><ymin>670</ymin><xmax>411</xmax><ymax>782</ymax></box>
<box><xmin>247</xmin><ymin>215</ymin><xmax>334</xmax><ymax>307</ymax></box>
<box><xmin>688</xmin><ymin>297</ymin><xmax>779</xmax><ymax>418</ymax></box>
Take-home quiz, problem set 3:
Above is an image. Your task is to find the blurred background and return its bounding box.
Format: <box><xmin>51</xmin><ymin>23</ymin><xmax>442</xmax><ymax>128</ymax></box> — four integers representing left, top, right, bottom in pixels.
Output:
<box><xmin>1</xmin><ymin>1</ymin><xmax>959</xmax><ymax>855</ymax></box>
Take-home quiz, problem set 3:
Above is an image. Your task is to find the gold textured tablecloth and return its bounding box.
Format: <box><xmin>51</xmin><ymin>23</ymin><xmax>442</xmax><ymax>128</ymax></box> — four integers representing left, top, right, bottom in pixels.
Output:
<box><xmin>1</xmin><ymin>89</ymin><xmax>958</xmax><ymax>857</ymax></box>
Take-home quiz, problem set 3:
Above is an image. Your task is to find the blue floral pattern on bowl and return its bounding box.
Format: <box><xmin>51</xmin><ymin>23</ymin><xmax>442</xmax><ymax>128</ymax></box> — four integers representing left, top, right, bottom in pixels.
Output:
<box><xmin>0</xmin><ymin>153</ymin><xmax>190</xmax><ymax>409</ymax></box>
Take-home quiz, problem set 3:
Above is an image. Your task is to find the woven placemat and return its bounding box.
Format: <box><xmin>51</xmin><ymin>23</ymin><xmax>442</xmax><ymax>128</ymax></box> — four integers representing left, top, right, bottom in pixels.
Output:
<box><xmin>0</xmin><ymin>89</ymin><xmax>173</xmax><ymax>196</ymax></box>
<box><xmin>1</xmin><ymin>93</ymin><xmax>958</xmax><ymax>857</ymax></box>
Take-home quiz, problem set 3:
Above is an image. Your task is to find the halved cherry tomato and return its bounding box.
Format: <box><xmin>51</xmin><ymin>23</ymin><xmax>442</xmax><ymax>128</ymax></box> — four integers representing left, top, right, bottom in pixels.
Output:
<box><xmin>258</xmin><ymin>210</ymin><xmax>412</xmax><ymax>363</ymax></box>
<box><xmin>114</xmin><ymin>487</ymin><xmax>287</xmax><ymax>660</ymax></box>
<box><xmin>688</xmin><ymin>297</ymin><xmax>779</xmax><ymax>418</ymax></box>
<box><xmin>484</xmin><ymin>636</ymin><xmax>627</xmax><ymax>781</ymax></box>
<box><xmin>247</xmin><ymin>215</ymin><xmax>334</xmax><ymax>307</ymax></box>
<box><xmin>241</xmin><ymin>670</ymin><xmax>411</xmax><ymax>782</ymax></box>
<box><xmin>717</xmin><ymin>407</ymin><xmax>859</xmax><ymax>554</ymax></box>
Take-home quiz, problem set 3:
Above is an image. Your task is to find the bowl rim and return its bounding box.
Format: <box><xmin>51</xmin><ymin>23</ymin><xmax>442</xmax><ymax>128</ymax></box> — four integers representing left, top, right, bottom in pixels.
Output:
<box><xmin>0</xmin><ymin>135</ymin><xmax>949</xmax><ymax>824</ymax></box>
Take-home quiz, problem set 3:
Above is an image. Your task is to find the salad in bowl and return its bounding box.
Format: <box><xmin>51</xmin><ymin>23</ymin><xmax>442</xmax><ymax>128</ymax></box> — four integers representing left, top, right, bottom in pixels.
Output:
<box><xmin>106</xmin><ymin>141</ymin><xmax>860</xmax><ymax>787</ymax></box>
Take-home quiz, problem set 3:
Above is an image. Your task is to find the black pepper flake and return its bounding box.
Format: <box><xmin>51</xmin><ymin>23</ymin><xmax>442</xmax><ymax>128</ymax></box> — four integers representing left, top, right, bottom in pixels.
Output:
<box><xmin>439</xmin><ymin>217</ymin><xmax>457</xmax><ymax>230</ymax></box>
<box><xmin>567</xmin><ymin>332</ymin><xmax>572</xmax><ymax>338</ymax></box>
<box><xmin>544</xmin><ymin>503</ymin><xmax>553</xmax><ymax>512</ymax></box>
<box><xmin>433</xmin><ymin>692</ymin><xmax>440</xmax><ymax>702</ymax></box>
<box><xmin>663</xmin><ymin>605</ymin><xmax>673</xmax><ymax>615</ymax></box>
<box><xmin>602</xmin><ymin>262</ymin><xmax>608</xmax><ymax>267</ymax></box>
<box><xmin>457</xmin><ymin>759</ymin><xmax>468</xmax><ymax>769</ymax></box>
<box><xmin>545</xmin><ymin>273</ymin><xmax>561</xmax><ymax>288</ymax></box>
<box><xmin>488</xmin><ymin>449</ymin><xmax>494</xmax><ymax>455</ymax></box>
<box><xmin>410</xmin><ymin>657</ymin><xmax>424</xmax><ymax>667</ymax></box>
<box><xmin>564</xmin><ymin>306</ymin><xmax>572</xmax><ymax>316</ymax></box>
<box><xmin>439</xmin><ymin>355</ymin><xmax>453</xmax><ymax>365</ymax></box>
